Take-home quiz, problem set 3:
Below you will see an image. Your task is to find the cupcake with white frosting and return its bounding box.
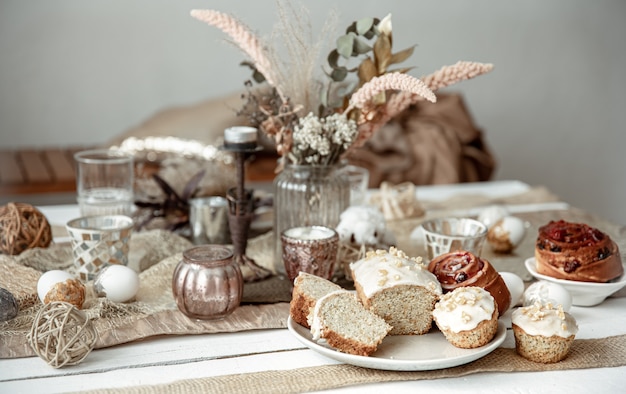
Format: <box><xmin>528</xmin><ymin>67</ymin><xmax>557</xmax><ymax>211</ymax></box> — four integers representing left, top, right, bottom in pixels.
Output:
<box><xmin>432</xmin><ymin>286</ymin><xmax>499</xmax><ymax>349</ymax></box>
<box><xmin>511</xmin><ymin>302</ymin><xmax>578</xmax><ymax>363</ymax></box>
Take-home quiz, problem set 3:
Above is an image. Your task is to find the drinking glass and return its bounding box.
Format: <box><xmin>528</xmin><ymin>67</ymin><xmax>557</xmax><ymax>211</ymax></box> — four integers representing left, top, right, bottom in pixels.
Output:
<box><xmin>342</xmin><ymin>164</ymin><xmax>370</xmax><ymax>206</ymax></box>
<box><xmin>74</xmin><ymin>149</ymin><xmax>134</xmax><ymax>216</ymax></box>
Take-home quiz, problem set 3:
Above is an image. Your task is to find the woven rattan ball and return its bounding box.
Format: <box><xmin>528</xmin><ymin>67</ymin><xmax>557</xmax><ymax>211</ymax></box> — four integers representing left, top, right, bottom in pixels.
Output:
<box><xmin>0</xmin><ymin>202</ymin><xmax>52</xmax><ymax>255</ymax></box>
<box><xmin>27</xmin><ymin>301</ymin><xmax>98</xmax><ymax>368</ymax></box>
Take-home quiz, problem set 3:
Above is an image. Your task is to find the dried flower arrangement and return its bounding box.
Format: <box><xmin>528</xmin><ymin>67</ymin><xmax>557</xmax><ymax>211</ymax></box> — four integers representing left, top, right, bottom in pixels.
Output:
<box><xmin>190</xmin><ymin>1</ymin><xmax>493</xmax><ymax>168</ymax></box>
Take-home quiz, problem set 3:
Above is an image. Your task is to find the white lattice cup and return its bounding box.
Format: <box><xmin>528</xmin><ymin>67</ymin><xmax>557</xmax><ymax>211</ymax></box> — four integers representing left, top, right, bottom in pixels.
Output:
<box><xmin>420</xmin><ymin>217</ymin><xmax>487</xmax><ymax>261</ymax></box>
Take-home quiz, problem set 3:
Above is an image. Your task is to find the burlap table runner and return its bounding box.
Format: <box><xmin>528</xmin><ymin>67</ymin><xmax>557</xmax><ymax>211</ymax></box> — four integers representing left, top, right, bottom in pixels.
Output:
<box><xmin>81</xmin><ymin>334</ymin><xmax>626</xmax><ymax>394</ymax></box>
<box><xmin>2</xmin><ymin>185</ymin><xmax>625</xmax><ymax>363</ymax></box>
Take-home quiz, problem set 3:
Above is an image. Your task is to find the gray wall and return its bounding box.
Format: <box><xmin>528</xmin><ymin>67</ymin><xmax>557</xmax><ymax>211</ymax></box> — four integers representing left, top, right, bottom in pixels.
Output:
<box><xmin>1</xmin><ymin>1</ymin><xmax>625</xmax><ymax>224</ymax></box>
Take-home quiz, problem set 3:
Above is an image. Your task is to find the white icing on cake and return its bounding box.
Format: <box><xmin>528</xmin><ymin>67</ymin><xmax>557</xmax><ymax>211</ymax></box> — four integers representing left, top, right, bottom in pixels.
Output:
<box><xmin>512</xmin><ymin>301</ymin><xmax>578</xmax><ymax>338</ymax></box>
<box><xmin>433</xmin><ymin>287</ymin><xmax>496</xmax><ymax>333</ymax></box>
<box><xmin>349</xmin><ymin>247</ymin><xmax>442</xmax><ymax>298</ymax></box>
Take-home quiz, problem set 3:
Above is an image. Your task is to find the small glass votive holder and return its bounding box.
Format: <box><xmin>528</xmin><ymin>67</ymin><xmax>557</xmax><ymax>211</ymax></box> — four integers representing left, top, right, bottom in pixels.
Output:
<box><xmin>281</xmin><ymin>226</ymin><xmax>339</xmax><ymax>283</ymax></box>
<box><xmin>66</xmin><ymin>215</ymin><xmax>134</xmax><ymax>281</ymax></box>
<box><xmin>343</xmin><ymin>164</ymin><xmax>370</xmax><ymax>206</ymax></box>
<box><xmin>172</xmin><ymin>245</ymin><xmax>243</xmax><ymax>320</ymax></box>
<box><xmin>420</xmin><ymin>217</ymin><xmax>488</xmax><ymax>261</ymax></box>
<box><xmin>189</xmin><ymin>196</ymin><xmax>231</xmax><ymax>245</ymax></box>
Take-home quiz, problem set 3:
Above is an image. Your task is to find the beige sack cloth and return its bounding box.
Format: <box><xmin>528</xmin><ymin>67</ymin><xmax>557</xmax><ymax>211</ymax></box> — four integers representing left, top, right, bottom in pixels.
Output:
<box><xmin>347</xmin><ymin>93</ymin><xmax>496</xmax><ymax>187</ymax></box>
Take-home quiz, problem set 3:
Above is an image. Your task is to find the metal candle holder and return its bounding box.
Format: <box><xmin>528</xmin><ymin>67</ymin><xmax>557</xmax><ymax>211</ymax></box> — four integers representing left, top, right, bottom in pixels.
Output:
<box><xmin>222</xmin><ymin>127</ymin><xmax>272</xmax><ymax>282</ymax></box>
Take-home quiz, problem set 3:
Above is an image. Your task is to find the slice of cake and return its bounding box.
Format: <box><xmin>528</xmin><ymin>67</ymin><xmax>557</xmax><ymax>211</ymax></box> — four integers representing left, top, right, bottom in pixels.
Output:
<box><xmin>310</xmin><ymin>290</ymin><xmax>392</xmax><ymax>356</ymax></box>
<box><xmin>432</xmin><ymin>286</ymin><xmax>499</xmax><ymax>349</ymax></box>
<box><xmin>289</xmin><ymin>272</ymin><xmax>342</xmax><ymax>328</ymax></box>
<box><xmin>511</xmin><ymin>301</ymin><xmax>578</xmax><ymax>363</ymax></box>
<box><xmin>350</xmin><ymin>247</ymin><xmax>442</xmax><ymax>335</ymax></box>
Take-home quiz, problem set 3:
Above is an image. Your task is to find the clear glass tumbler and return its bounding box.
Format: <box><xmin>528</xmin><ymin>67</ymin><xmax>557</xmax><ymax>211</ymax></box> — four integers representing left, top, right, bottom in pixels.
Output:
<box><xmin>74</xmin><ymin>149</ymin><xmax>134</xmax><ymax>216</ymax></box>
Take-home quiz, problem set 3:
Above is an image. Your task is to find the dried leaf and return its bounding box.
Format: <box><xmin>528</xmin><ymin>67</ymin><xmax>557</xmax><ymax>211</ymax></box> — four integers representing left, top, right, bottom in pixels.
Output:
<box><xmin>389</xmin><ymin>46</ymin><xmax>416</xmax><ymax>66</ymax></box>
<box><xmin>386</xmin><ymin>66</ymin><xmax>415</xmax><ymax>75</ymax></box>
<box><xmin>327</xmin><ymin>50</ymin><xmax>357</xmax><ymax>81</ymax></box>
<box><xmin>331</xmin><ymin>68</ymin><xmax>349</xmax><ymax>82</ymax></box>
<box><xmin>336</xmin><ymin>33</ymin><xmax>355</xmax><ymax>59</ymax></box>
<box><xmin>357</xmin><ymin>58</ymin><xmax>378</xmax><ymax>84</ymax></box>
<box><xmin>181</xmin><ymin>169</ymin><xmax>206</xmax><ymax>200</ymax></box>
<box><xmin>352</xmin><ymin>36</ymin><xmax>373</xmax><ymax>55</ymax></box>
<box><xmin>327</xmin><ymin>50</ymin><xmax>341</xmax><ymax>68</ymax></box>
<box><xmin>364</xmin><ymin>17</ymin><xmax>381</xmax><ymax>39</ymax></box>
<box><xmin>153</xmin><ymin>174</ymin><xmax>183</xmax><ymax>202</ymax></box>
<box><xmin>355</xmin><ymin>17</ymin><xmax>374</xmax><ymax>35</ymax></box>
<box><xmin>240</xmin><ymin>61</ymin><xmax>266</xmax><ymax>83</ymax></box>
<box><xmin>371</xmin><ymin>91</ymin><xmax>386</xmax><ymax>106</ymax></box>
<box><xmin>373</xmin><ymin>34</ymin><xmax>392</xmax><ymax>73</ymax></box>
<box><xmin>345</xmin><ymin>21</ymin><xmax>357</xmax><ymax>34</ymax></box>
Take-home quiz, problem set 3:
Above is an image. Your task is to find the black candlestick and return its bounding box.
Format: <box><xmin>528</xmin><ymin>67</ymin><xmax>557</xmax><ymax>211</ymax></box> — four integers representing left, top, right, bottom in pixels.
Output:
<box><xmin>222</xmin><ymin>127</ymin><xmax>272</xmax><ymax>282</ymax></box>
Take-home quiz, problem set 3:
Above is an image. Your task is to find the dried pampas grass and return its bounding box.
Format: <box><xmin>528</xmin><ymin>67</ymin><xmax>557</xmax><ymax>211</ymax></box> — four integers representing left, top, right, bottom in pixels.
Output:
<box><xmin>190</xmin><ymin>9</ymin><xmax>283</xmax><ymax>101</ymax></box>
<box><xmin>269</xmin><ymin>0</ymin><xmax>338</xmax><ymax>115</ymax></box>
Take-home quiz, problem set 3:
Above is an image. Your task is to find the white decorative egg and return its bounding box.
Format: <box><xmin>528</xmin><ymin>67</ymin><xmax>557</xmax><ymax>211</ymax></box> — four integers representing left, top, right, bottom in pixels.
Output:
<box><xmin>37</xmin><ymin>270</ymin><xmax>74</xmax><ymax>302</ymax></box>
<box><xmin>523</xmin><ymin>280</ymin><xmax>572</xmax><ymax>312</ymax></box>
<box><xmin>93</xmin><ymin>265</ymin><xmax>140</xmax><ymax>303</ymax></box>
<box><xmin>499</xmin><ymin>272</ymin><xmax>524</xmax><ymax>309</ymax></box>
<box><xmin>487</xmin><ymin>216</ymin><xmax>527</xmax><ymax>253</ymax></box>
<box><xmin>477</xmin><ymin>205</ymin><xmax>509</xmax><ymax>229</ymax></box>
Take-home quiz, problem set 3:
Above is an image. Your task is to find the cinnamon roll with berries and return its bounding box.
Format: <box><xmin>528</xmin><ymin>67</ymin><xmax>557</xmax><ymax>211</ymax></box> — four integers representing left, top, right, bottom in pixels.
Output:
<box><xmin>427</xmin><ymin>251</ymin><xmax>511</xmax><ymax>316</ymax></box>
<box><xmin>535</xmin><ymin>220</ymin><xmax>624</xmax><ymax>283</ymax></box>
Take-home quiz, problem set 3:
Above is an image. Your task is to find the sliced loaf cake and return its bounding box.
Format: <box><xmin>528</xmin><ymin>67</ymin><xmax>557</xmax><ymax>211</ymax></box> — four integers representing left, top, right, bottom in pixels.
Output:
<box><xmin>310</xmin><ymin>290</ymin><xmax>392</xmax><ymax>356</ymax></box>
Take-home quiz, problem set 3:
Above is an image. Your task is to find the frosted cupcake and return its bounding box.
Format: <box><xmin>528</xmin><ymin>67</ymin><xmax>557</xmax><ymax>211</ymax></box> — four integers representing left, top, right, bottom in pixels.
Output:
<box><xmin>511</xmin><ymin>302</ymin><xmax>578</xmax><ymax>363</ymax></box>
<box><xmin>432</xmin><ymin>286</ymin><xmax>499</xmax><ymax>349</ymax></box>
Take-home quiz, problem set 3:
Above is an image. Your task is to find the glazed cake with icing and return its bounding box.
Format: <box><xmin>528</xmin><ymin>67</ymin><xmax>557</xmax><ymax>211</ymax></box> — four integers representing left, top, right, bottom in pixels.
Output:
<box><xmin>511</xmin><ymin>301</ymin><xmax>578</xmax><ymax>363</ymax></box>
<box><xmin>432</xmin><ymin>286</ymin><xmax>499</xmax><ymax>349</ymax></box>
<box><xmin>350</xmin><ymin>247</ymin><xmax>442</xmax><ymax>335</ymax></box>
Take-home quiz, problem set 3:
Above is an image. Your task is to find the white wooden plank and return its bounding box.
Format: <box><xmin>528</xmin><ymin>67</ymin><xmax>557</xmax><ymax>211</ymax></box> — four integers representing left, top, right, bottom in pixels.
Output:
<box><xmin>0</xmin><ymin>329</ymin><xmax>304</xmax><ymax>381</ymax></box>
<box><xmin>0</xmin><ymin>348</ymin><xmax>339</xmax><ymax>393</ymax></box>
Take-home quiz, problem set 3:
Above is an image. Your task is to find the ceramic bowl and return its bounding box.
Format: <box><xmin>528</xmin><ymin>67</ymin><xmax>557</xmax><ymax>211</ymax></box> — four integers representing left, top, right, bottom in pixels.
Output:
<box><xmin>524</xmin><ymin>257</ymin><xmax>626</xmax><ymax>307</ymax></box>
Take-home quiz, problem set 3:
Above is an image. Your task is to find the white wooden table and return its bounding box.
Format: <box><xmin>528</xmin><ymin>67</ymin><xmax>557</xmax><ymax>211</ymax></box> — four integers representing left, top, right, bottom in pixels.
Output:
<box><xmin>1</xmin><ymin>181</ymin><xmax>625</xmax><ymax>393</ymax></box>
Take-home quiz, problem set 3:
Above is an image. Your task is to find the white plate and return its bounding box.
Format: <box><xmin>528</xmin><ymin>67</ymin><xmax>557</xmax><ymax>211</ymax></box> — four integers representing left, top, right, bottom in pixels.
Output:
<box><xmin>524</xmin><ymin>258</ymin><xmax>626</xmax><ymax>306</ymax></box>
<box><xmin>287</xmin><ymin>316</ymin><xmax>506</xmax><ymax>371</ymax></box>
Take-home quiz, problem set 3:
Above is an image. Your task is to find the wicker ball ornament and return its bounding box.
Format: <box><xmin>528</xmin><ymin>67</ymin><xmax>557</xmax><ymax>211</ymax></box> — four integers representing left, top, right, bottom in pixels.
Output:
<box><xmin>27</xmin><ymin>301</ymin><xmax>98</xmax><ymax>368</ymax></box>
<box><xmin>0</xmin><ymin>202</ymin><xmax>52</xmax><ymax>255</ymax></box>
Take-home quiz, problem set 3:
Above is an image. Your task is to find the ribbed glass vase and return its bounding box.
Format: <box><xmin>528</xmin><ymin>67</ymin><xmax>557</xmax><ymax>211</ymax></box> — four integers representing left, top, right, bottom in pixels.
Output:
<box><xmin>273</xmin><ymin>164</ymin><xmax>349</xmax><ymax>275</ymax></box>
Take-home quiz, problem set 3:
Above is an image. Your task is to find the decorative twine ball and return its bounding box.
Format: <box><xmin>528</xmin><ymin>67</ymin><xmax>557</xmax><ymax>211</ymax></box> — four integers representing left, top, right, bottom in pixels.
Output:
<box><xmin>27</xmin><ymin>301</ymin><xmax>98</xmax><ymax>368</ymax></box>
<box><xmin>0</xmin><ymin>202</ymin><xmax>52</xmax><ymax>255</ymax></box>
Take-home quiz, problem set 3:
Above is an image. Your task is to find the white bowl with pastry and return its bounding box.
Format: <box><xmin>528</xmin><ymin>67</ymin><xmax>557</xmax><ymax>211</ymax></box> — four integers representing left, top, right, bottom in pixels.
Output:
<box><xmin>525</xmin><ymin>257</ymin><xmax>626</xmax><ymax>306</ymax></box>
<box><xmin>526</xmin><ymin>219</ymin><xmax>626</xmax><ymax>306</ymax></box>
